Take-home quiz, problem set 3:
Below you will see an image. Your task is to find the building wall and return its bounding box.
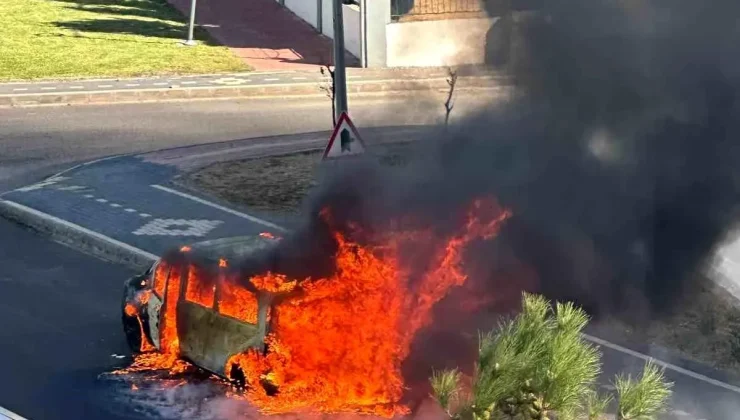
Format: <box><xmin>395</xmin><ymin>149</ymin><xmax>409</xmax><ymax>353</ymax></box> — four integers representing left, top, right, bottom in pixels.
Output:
<box><xmin>386</xmin><ymin>17</ymin><xmax>497</xmax><ymax>67</ymax></box>
<box><xmin>284</xmin><ymin>0</ymin><xmax>318</xmax><ymax>29</ymax></box>
<box><xmin>278</xmin><ymin>0</ymin><xmax>495</xmax><ymax>68</ymax></box>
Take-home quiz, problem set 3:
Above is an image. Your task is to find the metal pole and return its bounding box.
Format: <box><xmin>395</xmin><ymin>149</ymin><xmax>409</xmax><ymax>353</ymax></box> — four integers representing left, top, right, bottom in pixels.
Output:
<box><xmin>184</xmin><ymin>0</ymin><xmax>198</xmax><ymax>46</ymax></box>
<box><xmin>360</xmin><ymin>0</ymin><xmax>368</xmax><ymax>68</ymax></box>
<box><xmin>332</xmin><ymin>0</ymin><xmax>349</xmax><ymax>120</ymax></box>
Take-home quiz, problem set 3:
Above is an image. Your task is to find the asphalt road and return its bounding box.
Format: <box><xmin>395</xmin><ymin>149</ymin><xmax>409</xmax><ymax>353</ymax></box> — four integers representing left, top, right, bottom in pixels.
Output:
<box><xmin>1</xmin><ymin>95</ymin><xmax>740</xmax><ymax>419</ymax></box>
<box><xmin>0</xmin><ymin>217</ymin><xmax>138</xmax><ymax>420</ymax></box>
<box><xmin>0</xmin><ymin>92</ymin><xmax>497</xmax><ymax>192</ymax></box>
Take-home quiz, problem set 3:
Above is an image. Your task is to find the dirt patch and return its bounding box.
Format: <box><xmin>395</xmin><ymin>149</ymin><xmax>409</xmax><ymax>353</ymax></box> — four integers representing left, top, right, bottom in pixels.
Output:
<box><xmin>600</xmin><ymin>283</ymin><xmax>740</xmax><ymax>376</ymax></box>
<box><xmin>180</xmin><ymin>147</ymin><xmax>740</xmax><ymax>378</ymax></box>
<box><xmin>179</xmin><ymin>143</ymin><xmax>414</xmax><ymax>215</ymax></box>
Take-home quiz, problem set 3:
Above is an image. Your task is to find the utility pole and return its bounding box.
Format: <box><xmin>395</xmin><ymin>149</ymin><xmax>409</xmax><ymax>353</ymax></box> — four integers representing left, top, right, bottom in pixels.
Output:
<box><xmin>332</xmin><ymin>0</ymin><xmax>349</xmax><ymax>121</ymax></box>
<box><xmin>183</xmin><ymin>0</ymin><xmax>198</xmax><ymax>46</ymax></box>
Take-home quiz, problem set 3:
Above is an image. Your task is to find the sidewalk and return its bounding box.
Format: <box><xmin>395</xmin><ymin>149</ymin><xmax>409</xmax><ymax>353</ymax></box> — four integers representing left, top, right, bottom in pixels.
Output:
<box><xmin>0</xmin><ymin>67</ymin><xmax>507</xmax><ymax>107</ymax></box>
<box><xmin>167</xmin><ymin>0</ymin><xmax>357</xmax><ymax>71</ymax></box>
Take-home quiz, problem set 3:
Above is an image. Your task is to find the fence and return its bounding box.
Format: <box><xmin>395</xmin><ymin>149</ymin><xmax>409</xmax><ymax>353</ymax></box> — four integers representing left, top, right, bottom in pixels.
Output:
<box><xmin>390</xmin><ymin>0</ymin><xmax>486</xmax><ymax>21</ymax></box>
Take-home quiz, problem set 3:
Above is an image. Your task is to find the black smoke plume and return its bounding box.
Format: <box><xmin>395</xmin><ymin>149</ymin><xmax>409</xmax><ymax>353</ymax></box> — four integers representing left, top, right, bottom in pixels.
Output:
<box><xmin>241</xmin><ymin>0</ymin><xmax>740</xmax><ymax>321</ymax></box>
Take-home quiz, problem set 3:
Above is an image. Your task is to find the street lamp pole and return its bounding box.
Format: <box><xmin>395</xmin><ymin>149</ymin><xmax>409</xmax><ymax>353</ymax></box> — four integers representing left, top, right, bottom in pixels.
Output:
<box><xmin>332</xmin><ymin>0</ymin><xmax>349</xmax><ymax>121</ymax></box>
<box><xmin>184</xmin><ymin>0</ymin><xmax>198</xmax><ymax>46</ymax></box>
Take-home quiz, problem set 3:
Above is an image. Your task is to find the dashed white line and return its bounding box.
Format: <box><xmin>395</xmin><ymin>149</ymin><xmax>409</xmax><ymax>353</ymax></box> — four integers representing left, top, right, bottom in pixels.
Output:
<box><xmin>40</xmin><ymin>87</ymin><xmax>57</xmax><ymax>90</ymax></box>
<box><xmin>140</xmin><ymin>213</ymin><xmax>152</xmax><ymax>218</ymax></box>
<box><xmin>263</xmin><ymin>78</ymin><xmax>280</xmax><ymax>81</ymax></box>
<box><xmin>95</xmin><ymin>198</ymin><xmax>108</xmax><ymax>203</ymax></box>
<box><xmin>110</xmin><ymin>203</ymin><xmax>122</xmax><ymax>208</ymax></box>
<box><xmin>69</xmin><ymin>86</ymin><xmax>85</xmax><ymax>89</ymax></box>
<box><xmin>152</xmin><ymin>82</ymin><xmax>168</xmax><ymax>86</ymax></box>
<box><xmin>12</xmin><ymin>88</ymin><xmax>28</xmax><ymax>92</ymax></box>
<box><xmin>56</xmin><ymin>185</ymin><xmax>87</xmax><ymax>192</ymax></box>
<box><xmin>125</xmin><ymin>83</ymin><xmax>140</xmax><ymax>87</ymax></box>
<box><xmin>98</xmin><ymin>84</ymin><xmax>113</xmax><ymax>88</ymax></box>
<box><xmin>181</xmin><ymin>81</ymin><xmax>197</xmax><ymax>85</ymax></box>
<box><xmin>292</xmin><ymin>77</ymin><xmax>308</xmax><ymax>80</ymax></box>
<box><xmin>125</xmin><ymin>208</ymin><xmax>137</xmax><ymax>213</ymax></box>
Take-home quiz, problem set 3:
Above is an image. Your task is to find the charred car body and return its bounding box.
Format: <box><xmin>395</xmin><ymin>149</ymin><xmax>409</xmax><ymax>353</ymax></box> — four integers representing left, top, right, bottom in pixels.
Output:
<box><xmin>122</xmin><ymin>235</ymin><xmax>279</xmax><ymax>377</ymax></box>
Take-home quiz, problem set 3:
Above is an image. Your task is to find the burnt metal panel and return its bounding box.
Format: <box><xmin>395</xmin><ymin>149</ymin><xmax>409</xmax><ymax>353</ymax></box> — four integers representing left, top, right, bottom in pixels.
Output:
<box><xmin>177</xmin><ymin>301</ymin><xmax>263</xmax><ymax>376</ymax></box>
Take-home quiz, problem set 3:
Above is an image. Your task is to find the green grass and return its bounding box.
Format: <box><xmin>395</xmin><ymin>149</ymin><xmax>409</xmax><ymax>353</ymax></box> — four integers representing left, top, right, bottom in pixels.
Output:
<box><xmin>0</xmin><ymin>0</ymin><xmax>247</xmax><ymax>81</ymax></box>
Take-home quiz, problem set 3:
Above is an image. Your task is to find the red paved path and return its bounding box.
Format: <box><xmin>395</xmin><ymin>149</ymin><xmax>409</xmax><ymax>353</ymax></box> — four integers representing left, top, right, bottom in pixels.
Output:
<box><xmin>168</xmin><ymin>0</ymin><xmax>357</xmax><ymax>71</ymax></box>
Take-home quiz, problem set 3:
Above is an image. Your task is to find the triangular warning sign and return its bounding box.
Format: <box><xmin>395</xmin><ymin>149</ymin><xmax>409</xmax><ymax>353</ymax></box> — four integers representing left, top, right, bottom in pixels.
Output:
<box><xmin>323</xmin><ymin>112</ymin><xmax>366</xmax><ymax>159</ymax></box>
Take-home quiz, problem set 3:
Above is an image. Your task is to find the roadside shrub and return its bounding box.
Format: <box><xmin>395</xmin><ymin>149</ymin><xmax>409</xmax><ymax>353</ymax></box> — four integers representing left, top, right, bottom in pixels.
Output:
<box><xmin>430</xmin><ymin>293</ymin><xmax>673</xmax><ymax>420</ymax></box>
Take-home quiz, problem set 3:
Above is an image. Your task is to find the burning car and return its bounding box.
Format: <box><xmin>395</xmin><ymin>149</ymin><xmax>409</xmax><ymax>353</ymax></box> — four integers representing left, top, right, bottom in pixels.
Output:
<box><xmin>121</xmin><ymin>234</ymin><xmax>280</xmax><ymax>377</ymax></box>
<box><xmin>119</xmin><ymin>200</ymin><xmax>512</xmax><ymax>417</ymax></box>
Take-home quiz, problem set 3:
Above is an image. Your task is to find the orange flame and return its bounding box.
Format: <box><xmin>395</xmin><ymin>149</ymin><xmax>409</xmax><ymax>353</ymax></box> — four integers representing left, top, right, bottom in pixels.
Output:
<box><xmin>226</xmin><ymin>198</ymin><xmax>511</xmax><ymax>416</ymax></box>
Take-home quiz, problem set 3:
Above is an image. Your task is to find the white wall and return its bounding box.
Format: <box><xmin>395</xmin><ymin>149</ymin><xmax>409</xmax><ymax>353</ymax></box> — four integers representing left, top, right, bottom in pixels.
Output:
<box><xmin>284</xmin><ymin>0</ymin><xmax>318</xmax><ymax>29</ymax></box>
<box><xmin>318</xmin><ymin>1</ymin><xmax>361</xmax><ymax>59</ymax></box>
<box><xmin>342</xmin><ymin>4</ymin><xmax>361</xmax><ymax>59</ymax></box>
<box><xmin>386</xmin><ymin>17</ymin><xmax>497</xmax><ymax>68</ymax></box>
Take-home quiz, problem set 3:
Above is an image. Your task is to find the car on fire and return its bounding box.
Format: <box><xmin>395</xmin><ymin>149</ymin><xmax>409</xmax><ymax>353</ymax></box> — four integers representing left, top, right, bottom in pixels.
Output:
<box><xmin>121</xmin><ymin>234</ymin><xmax>280</xmax><ymax>378</ymax></box>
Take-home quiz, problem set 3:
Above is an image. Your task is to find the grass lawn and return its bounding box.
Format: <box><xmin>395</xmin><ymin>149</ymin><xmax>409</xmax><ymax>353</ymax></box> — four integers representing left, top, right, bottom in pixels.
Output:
<box><xmin>0</xmin><ymin>0</ymin><xmax>247</xmax><ymax>81</ymax></box>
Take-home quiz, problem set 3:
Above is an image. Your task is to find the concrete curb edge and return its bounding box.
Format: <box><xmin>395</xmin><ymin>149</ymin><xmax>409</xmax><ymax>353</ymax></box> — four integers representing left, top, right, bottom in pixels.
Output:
<box><xmin>0</xmin><ymin>199</ymin><xmax>156</xmax><ymax>271</ymax></box>
<box><xmin>0</xmin><ymin>75</ymin><xmax>507</xmax><ymax>108</ymax></box>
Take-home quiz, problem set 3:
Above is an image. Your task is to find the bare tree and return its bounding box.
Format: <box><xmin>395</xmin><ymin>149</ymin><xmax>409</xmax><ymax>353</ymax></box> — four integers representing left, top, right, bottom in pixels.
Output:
<box><xmin>320</xmin><ymin>65</ymin><xmax>337</xmax><ymax>127</ymax></box>
<box><xmin>444</xmin><ymin>67</ymin><xmax>458</xmax><ymax>128</ymax></box>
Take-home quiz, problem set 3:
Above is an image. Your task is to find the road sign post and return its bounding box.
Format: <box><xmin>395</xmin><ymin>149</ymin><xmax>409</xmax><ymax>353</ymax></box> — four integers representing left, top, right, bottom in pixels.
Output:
<box><xmin>332</xmin><ymin>0</ymin><xmax>349</xmax><ymax>121</ymax></box>
<box><xmin>183</xmin><ymin>0</ymin><xmax>198</xmax><ymax>46</ymax></box>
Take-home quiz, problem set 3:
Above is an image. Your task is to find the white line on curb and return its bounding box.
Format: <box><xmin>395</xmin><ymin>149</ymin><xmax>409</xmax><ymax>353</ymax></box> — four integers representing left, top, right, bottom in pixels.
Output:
<box><xmin>583</xmin><ymin>333</ymin><xmax>740</xmax><ymax>394</ymax></box>
<box><xmin>0</xmin><ymin>405</ymin><xmax>29</xmax><ymax>420</ymax></box>
<box><xmin>150</xmin><ymin>184</ymin><xmax>286</xmax><ymax>232</ymax></box>
<box><xmin>0</xmin><ymin>407</ymin><xmax>28</xmax><ymax>420</ymax></box>
<box><xmin>0</xmin><ymin>200</ymin><xmax>158</xmax><ymax>262</ymax></box>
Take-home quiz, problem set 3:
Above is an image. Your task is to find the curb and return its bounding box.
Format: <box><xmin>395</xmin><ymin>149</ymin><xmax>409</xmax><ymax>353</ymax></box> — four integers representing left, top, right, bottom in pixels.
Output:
<box><xmin>0</xmin><ymin>199</ymin><xmax>156</xmax><ymax>271</ymax></box>
<box><xmin>0</xmin><ymin>75</ymin><xmax>505</xmax><ymax>108</ymax></box>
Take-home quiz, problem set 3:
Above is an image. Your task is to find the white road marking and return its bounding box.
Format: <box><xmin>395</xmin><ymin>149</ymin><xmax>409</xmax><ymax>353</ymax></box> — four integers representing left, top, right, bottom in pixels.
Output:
<box><xmin>124</xmin><ymin>208</ymin><xmax>137</xmax><ymax>213</ymax></box>
<box><xmin>181</xmin><ymin>81</ymin><xmax>197</xmax><ymax>85</ymax></box>
<box><xmin>14</xmin><ymin>176</ymin><xmax>69</xmax><ymax>192</ymax></box>
<box><xmin>0</xmin><ymin>405</ymin><xmax>29</xmax><ymax>420</ymax></box>
<box><xmin>95</xmin><ymin>198</ymin><xmax>108</xmax><ymax>203</ymax></box>
<box><xmin>98</xmin><ymin>85</ymin><xmax>113</xmax><ymax>88</ymax></box>
<box><xmin>12</xmin><ymin>88</ymin><xmax>28</xmax><ymax>92</ymax></box>
<box><xmin>40</xmin><ymin>87</ymin><xmax>57</xmax><ymax>90</ymax></box>
<box><xmin>583</xmin><ymin>333</ymin><xmax>740</xmax><ymax>394</ymax></box>
<box><xmin>152</xmin><ymin>82</ymin><xmax>168</xmax><ymax>86</ymax></box>
<box><xmin>292</xmin><ymin>77</ymin><xmax>308</xmax><ymax>80</ymax></box>
<box><xmin>150</xmin><ymin>184</ymin><xmax>286</xmax><ymax>231</ymax></box>
<box><xmin>69</xmin><ymin>86</ymin><xmax>85</xmax><ymax>89</ymax></box>
<box><xmin>133</xmin><ymin>218</ymin><xmax>223</xmax><ymax>237</ymax></box>
<box><xmin>0</xmin><ymin>200</ymin><xmax>158</xmax><ymax>261</ymax></box>
<box><xmin>263</xmin><ymin>78</ymin><xmax>280</xmax><ymax>81</ymax></box>
<box><xmin>139</xmin><ymin>213</ymin><xmax>151</xmax><ymax>218</ymax></box>
<box><xmin>110</xmin><ymin>203</ymin><xmax>122</xmax><ymax>208</ymax></box>
<box><xmin>56</xmin><ymin>185</ymin><xmax>86</xmax><ymax>192</ymax></box>
<box><xmin>125</xmin><ymin>83</ymin><xmax>140</xmax><ymax>87</ymax></box>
